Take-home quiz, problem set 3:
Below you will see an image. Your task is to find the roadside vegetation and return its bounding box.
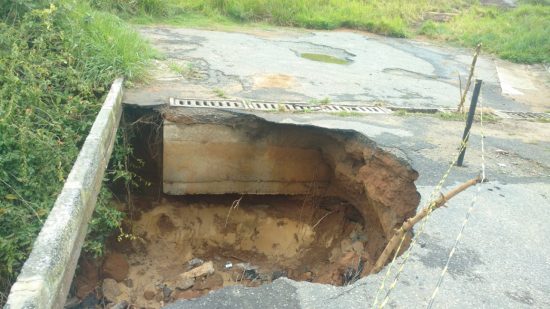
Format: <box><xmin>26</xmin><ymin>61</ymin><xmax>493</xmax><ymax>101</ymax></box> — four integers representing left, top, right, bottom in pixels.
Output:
<box><xmin>91</xmin><ymin>0</ymin><xmax>472</xmax><ymax>37</ymax></box>
<box><xmin>0</xmin><ymin>0</ymin><xmax>155</xmax><ymax>302</ymax></box>
<box><xmin>420</xmin><ymin>1</ymin><xmax>550</xmax><ymax>63</ymax></box>
<box><xmin>93</xmin><ymin>0</ymin><xmax>549</xmax><ymax>64</ymax></box>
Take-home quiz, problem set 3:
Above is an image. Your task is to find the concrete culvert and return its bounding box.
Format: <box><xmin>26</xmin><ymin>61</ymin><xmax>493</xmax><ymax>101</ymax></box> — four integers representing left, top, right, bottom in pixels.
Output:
<box><xmin>77</xmin><ymin>107</ymin><xmax>420</xmax><ymax>307</ymax></box>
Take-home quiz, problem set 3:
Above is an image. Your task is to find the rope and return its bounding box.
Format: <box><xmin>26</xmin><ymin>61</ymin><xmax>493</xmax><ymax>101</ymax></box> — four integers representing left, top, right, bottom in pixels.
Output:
<box><xmin>371</xmin><ymin>132</ymin><xmax>471</xmax><ymax>309</ymax></box>
<box><xmin>426</xmin><ymin>97</ymin><xmax>487</xmax><ymax>308</ymax></box>
<box><xmin>376</xmin><ymin>99</ymin><xmax>487</xmax><ymax>309</ymax></box>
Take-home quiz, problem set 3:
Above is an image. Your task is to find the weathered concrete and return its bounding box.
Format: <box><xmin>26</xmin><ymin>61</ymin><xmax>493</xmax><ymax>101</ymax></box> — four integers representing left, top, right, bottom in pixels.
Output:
<box><xmin>124</xmin><ymin>27</ymin><xmax>549</xmax><ymax>112</ymax></box>
<box><xmin>163</xmin><ymin>121</ymin><xmax>332</xmax><ymax>195</ymax></box>
<box><xmin>162</xmin><ymin>108</ymin><xmax>421</xmax><ymax>268</ymax></box>
<box><xmin>5</xmin><ymin>79</ymin><xmax>124</xmax><ymax>309</ymax></box>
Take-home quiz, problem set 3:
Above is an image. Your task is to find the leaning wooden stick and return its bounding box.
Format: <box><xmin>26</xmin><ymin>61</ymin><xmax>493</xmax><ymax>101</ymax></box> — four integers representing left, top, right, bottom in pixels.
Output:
<box><xmin>371</xmin><ymin>176</ymin><xmax>482</xmax><ymax>273</ymax></box>
<box><xmin>457</xmin><ymin>43</ymin><xmax>482</xmax><ymax>113</ymax></box>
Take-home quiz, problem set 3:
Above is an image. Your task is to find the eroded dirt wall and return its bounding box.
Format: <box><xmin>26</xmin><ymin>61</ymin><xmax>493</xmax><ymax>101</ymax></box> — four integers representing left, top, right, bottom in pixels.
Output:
<box><xmin>163</xmin><ymin>108</ymin><xmax>420</xmax><ymax>266</ymax></box>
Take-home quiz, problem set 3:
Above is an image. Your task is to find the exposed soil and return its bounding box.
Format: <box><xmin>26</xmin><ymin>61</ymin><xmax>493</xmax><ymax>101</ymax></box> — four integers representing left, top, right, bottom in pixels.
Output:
<box><xmin>252</xmin><ymin>74</ymin><xmax>295</xmax><ymax>89</ymax></box>
<box><xmin>73</xmin><ymin>108</ymin><xmax>421</xmax><ymax>308</ymax></box>
<box><xmin>77</xmin><ymin>195</ymin><xmax>375</xmax><ymax>308</ymax></box>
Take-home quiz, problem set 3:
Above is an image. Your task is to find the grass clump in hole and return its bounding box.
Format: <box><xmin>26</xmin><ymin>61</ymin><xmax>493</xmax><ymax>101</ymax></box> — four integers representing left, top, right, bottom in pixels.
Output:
<box><xmin>333</xmin><ymin>111</ymin><xmax>362</xmax><ymax>117</ymax></box>
<box><xmin>309</xmin><ymin>97</ymin><xmax>332</xmax><ymax>105</ymax></box>
<box><xmin>214</xmin><ymin>88</ymin><xmax>229</xmax><ymax>98</ymax></box>
<box><xmin>436</xmin><ymin>111</ymin><xmax>500</xmax><ymax>123</ymax></box>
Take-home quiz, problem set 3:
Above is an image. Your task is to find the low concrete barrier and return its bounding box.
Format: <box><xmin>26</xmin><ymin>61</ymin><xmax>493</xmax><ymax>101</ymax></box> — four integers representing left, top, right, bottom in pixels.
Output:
<box><xmin>5</xmin><ymin>78</ymin><xmax>124</xmax><ymax>309</ymax></box>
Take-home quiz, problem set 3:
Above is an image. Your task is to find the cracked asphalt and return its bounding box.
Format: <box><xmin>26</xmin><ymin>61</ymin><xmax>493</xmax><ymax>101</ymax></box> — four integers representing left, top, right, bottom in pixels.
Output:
<box><xmin>124</xmin><ymin>26</ymin><xmax>550</xmax><ymax>308</ymax></box>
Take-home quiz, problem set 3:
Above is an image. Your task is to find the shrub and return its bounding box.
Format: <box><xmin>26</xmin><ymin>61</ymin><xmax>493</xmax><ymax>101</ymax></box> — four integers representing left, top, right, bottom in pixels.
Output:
<box><xmin>0</xmin><ymin>0</ymin><xmax>155</xmax><ymax>301</ymax></box>
<box><xmin>89</xmin><ymin>0</ymin><xmax>183</xmax><ymax>17</ymax></box>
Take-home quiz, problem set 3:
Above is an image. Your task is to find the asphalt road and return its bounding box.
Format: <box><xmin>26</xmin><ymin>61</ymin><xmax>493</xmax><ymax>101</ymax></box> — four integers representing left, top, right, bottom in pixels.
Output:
<box><xmin>125</xmin><ymin>26</ymin><xmax>550</xmax><ymax>308</ymax></box>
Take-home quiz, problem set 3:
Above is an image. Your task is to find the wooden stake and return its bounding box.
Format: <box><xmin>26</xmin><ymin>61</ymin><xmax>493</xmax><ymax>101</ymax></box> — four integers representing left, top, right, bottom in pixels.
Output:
<box><xmin>457</xmin><ymin>44</ymin><xmax>482</xmax><ymax>113</ymax></box>
<box><xmin>457</xmin><ymin>79</ymin><xmax>483</xmax><ymax>167</ymax></box>
<box><xmin>371</xmin><ymin>176</ymin><xmax>482</xmax><ymax>274</ymax></box>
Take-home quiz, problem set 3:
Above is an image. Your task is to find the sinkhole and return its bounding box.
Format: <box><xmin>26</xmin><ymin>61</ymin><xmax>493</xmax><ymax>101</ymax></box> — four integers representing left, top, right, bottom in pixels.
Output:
<box><xmin>75</xmin><ymin>106</ymin><xmax>420</xmax><ymax>308</ymax></box>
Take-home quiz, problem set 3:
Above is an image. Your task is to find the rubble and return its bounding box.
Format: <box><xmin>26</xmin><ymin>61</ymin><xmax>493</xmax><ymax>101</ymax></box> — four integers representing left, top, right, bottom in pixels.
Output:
<box><xmin>180</xmin><ymin>261</ymin><xmax>214</xmax><ymax>279</ymax></box>
<box><xmin>101</xmin><ymin>279</ymin><xmax>121</xmax><ymax>302</ymax></box>
<box><xmin>102</xmin><ymin>253</ymin><xmax>129</xmax><ymax>282</ymax></box>
<box><xmin>187</xmin><ymin>258</ymin><xmax>204</xmax><ymax>269</ymax></box>
<box><xmin>172</xmin><ymin>277</ymin><xmax>195</xmax><ymax>290</ymax></box>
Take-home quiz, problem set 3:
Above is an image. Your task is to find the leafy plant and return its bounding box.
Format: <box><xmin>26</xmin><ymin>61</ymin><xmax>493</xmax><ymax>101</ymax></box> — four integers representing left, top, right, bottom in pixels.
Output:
<box><xmin>88</xmin><ymin>0</ymin><xmax>182</xmax><ymax>17</ymax></box>
<box><xmin>213</xmin><ymin>88</ymin><xmax>228</xmax><ymax>98</ymax></box>
<box><xmin>0</xmin><ymin>0</ymin><xmax>155</xmax><ymax>300</ymax></box>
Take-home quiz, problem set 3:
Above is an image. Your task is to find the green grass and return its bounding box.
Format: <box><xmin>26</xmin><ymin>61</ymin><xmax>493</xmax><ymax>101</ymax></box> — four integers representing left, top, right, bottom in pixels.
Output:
<box><xmin>213</xmin><ymin>88</ymin><xmax>228</xmax><ymax>98</ymax></box>
<box><xmin>421</xmin><ymin>3</ymin><xmax>550</xmax><ymax>63</ymax></box>
<box><xmin>435</xmin><ymin>111</ymin><xmax>500</xmax><ymax>122</ymax></box>
<box><xmin>436</xmin><ymin>111</ymin><xmax>468</xmax><ymax>121</ymax></box>
<box><xmin>0</xmin><ymin>0</ymin><xmax>155</xmax><ymax>302</ymax></box>
<box><xmin>309</xmin><ymin>97</ymin><xmax>332</xmax><ymax>105</ymax></box>
<box><xmin>94</xmin><ymin>0</ymin><xmax>472</xmax><ymax>37</ymax></box>
<box><xmin>168</xmin><ymin>62</ymin><xmax>187</xmax><ymax>75</ymax></box>
<box><xmin>333</xmin><ymin>111</ymin><xmax>362</xmax><ymax>117</ymax></box>
<box><xmin>393</xmin><ymin>110</ymin><xmax>500</xmax><ymax>122</ymax></box>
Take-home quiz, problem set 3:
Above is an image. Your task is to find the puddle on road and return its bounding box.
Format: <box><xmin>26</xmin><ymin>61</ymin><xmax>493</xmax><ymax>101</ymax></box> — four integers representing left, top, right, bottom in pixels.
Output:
<box><xmin>300</xmin><ymin>53</ymin><xmax>349</xmax><ymax>64</ymax></box>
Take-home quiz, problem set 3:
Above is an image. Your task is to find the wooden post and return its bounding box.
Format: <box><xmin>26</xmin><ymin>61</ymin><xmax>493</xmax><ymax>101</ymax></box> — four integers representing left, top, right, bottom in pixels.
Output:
<box><xmin>371</xmin><ymin>176</ymin><xmax>481</xmax><ymax>274</ymax></box>
<box><xmin>457</xmin><ymin>43</ymin><xmax>482</xmax><ymax>113</ymax></box>
<box><xmin>457</xmin><ymin>79</ymin><xmax>482</xmax><ymax>167</ymax></box>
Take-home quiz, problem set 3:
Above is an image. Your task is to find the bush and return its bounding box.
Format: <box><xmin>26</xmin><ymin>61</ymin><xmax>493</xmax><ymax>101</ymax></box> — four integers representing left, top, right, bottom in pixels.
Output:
<box><xmin>0</xmin><ymin>0</ymin><xmax>155</xmax><ymax>301</ymax></box>
<box><xmin>89</xmin><ymin>0</ymin><xmax>183</xmax><ymax>17</ymax></box>
<box><xmin>0</xmin><ymin>0</ymin><xmax>50</xmax><ymax>21</ymax></box>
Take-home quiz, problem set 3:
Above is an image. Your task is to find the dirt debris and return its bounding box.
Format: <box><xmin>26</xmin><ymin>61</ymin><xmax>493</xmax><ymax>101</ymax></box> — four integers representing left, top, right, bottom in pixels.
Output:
<box><xmin>75</xmin><ymin>258</ymin><xmax>99</xmax><ymax>299</ymax></box>
<box><xmin>252</xmin><ymin>73</ymin><xmax>296</xmax><ymax>89</ymax></box>
<box><xmin>72</xmin><ymin>109</ymin><xmax>422</xmax><ymax>308</ymax></box>
<box><xmin>101</xmin><ymin>278</ymin><xmax>127</xmax><ymax>303</ymax></box>
<box><xmin>102</xmin><ymin>253</ymin><xmax>129</xmax><ymax>282</ymax></box>
<box><xmin>75</xmin><ymin>195</ymin><xmax>384</xmax><ymax>308</ymax></box>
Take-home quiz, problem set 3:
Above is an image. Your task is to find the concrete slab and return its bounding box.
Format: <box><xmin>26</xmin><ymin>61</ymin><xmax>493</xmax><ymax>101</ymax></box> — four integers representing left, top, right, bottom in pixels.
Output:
<box><xmin>163</xmin><ymin>122</ymin><xmax>331</xmax><ymax>195</ymax></box>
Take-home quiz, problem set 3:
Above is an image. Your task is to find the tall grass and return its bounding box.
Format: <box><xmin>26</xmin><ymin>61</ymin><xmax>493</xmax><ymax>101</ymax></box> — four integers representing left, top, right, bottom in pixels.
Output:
<box><xmin>423</xmin><ymin>4</ymin><xmax>550</xmax><ymax>63</ymax></box>
<box><xmin>171</xmin><ymin>0</ymin><xmax>472</xmax><ymax>37</ymax></box>
<box><xmin>89</xmin><ymin>0</ymin><xmax>184</xmax><ymax>17</ymax></box>
<box><xmin>67</xmin><ymin>1</ymin><xmax>159</xmax><ymax>81</ymax></box>
<box><xmin>91</xmin><ymin>0</ymin><xmax>471</xmax><ymax>37</ymax></box>
<box><xmin>0</xmin><ymin>0</ymin><xmax>155</xmax><ymax>303</ymax></box>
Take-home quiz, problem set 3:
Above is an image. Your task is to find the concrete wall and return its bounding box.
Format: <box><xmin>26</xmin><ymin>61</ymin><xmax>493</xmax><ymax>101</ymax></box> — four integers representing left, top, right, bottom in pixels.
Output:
<box><xmin>5</xmin><ymin>79</ymin><xmax>124</xmax><ymax>309</ymax></box>
<box><xmin>163</xmin><ymin>122</ymin><xmax>332</xmax><ymax>195</ymax></box>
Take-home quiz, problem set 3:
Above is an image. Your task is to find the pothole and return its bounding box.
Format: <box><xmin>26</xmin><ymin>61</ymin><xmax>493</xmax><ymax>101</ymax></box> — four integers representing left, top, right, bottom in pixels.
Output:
<box><xmin>300</xmin><ymin>53</ymin><xmax>349</xmax><ymax>65</ymax></box>
<box><xmin>74</xmin><ymin>107</ymin><xmax>420</xmax><ymax>308</ymax></box>
<box><xmin>283</xmin><ymin>41</ymin><xmax>354</xmax><ymax>65</ymax></box>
